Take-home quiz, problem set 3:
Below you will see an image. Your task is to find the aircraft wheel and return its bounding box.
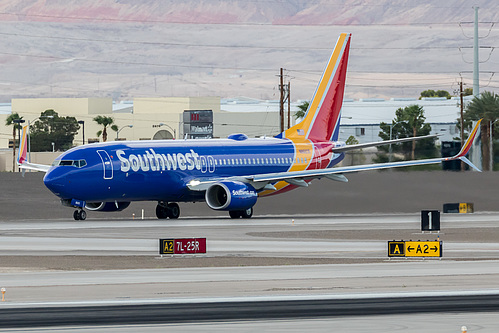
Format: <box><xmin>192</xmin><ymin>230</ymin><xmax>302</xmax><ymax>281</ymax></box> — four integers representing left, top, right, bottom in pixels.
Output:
<box><xmin>156</xmin><ymin>204</ymin><xmax>168</xmax><ymax>219</ymax></box>
<box><xmin>73</xmin><ymin>210</ymin><xmax>80</xmax><ymax>221</ymax></box>
<box><xmin>78</xmin><ymin>210</ymin><xmax>87</xmax><ymax>221</ymax></box>
<box><xmin>229</xmin><ymin>210</ymin><xmax>242</xmax><ymax>219</ymax></box>
<box><xmin>167</xmin><ymin>203</ymin><xmax>180</xmax><ymax>219</ymax></box>
<box><xmin>241</xmin><ymin>207</ymin><xmax>253</xmax><ymax>219</ymax></box>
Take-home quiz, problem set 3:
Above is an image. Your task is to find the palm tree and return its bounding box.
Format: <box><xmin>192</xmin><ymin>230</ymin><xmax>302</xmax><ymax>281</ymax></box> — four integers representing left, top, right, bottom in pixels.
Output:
<box><xmin>398</xmin><ymin>105</ymin><xmax>427</xmax><ymax>160</ymax></box>
<box><xmin>463</xmin><ymin>91</ymin><xmax>499</xmax><ymax>171</ymax></box>
<box><xmin>377</xmin><ymin>105</ymin><xmax>435</xmax><ymax>162</ymax></box>
<box><xmin>294</xmin><ymin>101</ymin><xmax>309</xmax><ymax>119</ymax></box>
<box><xmin>93</xmin><ymin>116</ymin><xmax>118</xmax><ymax>142</ymax></box>
<box><xmin>5</xmin><ymin>112</ymin><xmax>24</xmax><ymax>172</ymax></box>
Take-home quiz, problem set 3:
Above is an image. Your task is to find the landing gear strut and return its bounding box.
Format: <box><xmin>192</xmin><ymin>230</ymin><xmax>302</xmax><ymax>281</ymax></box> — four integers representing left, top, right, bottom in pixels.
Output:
<box><xmin>73</xmin><ymin>209</ymin><xmax>87</xmax><ymax>221</ymax></box>
<box><xmin>156</xmin><ymin>202</ymin><xmax>180</xmax><ymax>219</ymax></box>
<box><xmin>229</xmin><ymin>207</ymin><xmax>253</xmax><ymax>219</ymax></box>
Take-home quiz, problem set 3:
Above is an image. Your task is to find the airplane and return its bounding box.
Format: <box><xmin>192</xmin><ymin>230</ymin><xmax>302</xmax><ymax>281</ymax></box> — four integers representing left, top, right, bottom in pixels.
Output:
<box><xmin>17</xmin><ymin>33</ymin><xmax>482</xmax><ymax>221</ymax></box>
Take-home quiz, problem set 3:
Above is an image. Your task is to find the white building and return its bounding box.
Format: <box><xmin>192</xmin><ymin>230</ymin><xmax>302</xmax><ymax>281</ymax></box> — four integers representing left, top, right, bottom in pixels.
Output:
<box><xmin>338</xmin><ymin>97</ymin><xmax>470</xmax><ymax>144</ymax></box>
<box><xmin>0</xmin><ymin>95</ymin><xmax>469</xmax><ymax>171</ymax></box>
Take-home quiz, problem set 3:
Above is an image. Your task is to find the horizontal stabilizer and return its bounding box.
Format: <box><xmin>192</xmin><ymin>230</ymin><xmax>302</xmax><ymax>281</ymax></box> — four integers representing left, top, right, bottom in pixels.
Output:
<box><xmin>332</xmin><ymin>134</ymin><xmax>439</xmax><ymax>153</ymax></box>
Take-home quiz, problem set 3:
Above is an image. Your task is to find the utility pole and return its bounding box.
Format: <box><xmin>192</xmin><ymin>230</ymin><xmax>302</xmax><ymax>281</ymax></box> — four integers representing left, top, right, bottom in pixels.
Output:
<box><xmin>287</xmin><ymin>82</ymin><xmax>291</xmax><ymax>129</ymax></box>
<box><xmin>459</xmin><ymin>80</ymin><xmax>465</xmax><ymax>147</ymax></box>
<box><xmin>459</xmin><ymin>79</ymin><xmax>465</xmax><ymax>171</ymax></box>
<box><xmin>279</xmin><ymin>68</ymin><xmax>285</xmax><ymax>133</ymax></box>
<box><xmin>473</xmin><ymin>6</ymin><xmax>479</xmax><ymax>97</ymax></box>
<box><xmin>278</xmin><ymin>68</ymin><xmax>292</xmax><ymax>131</ymax></box>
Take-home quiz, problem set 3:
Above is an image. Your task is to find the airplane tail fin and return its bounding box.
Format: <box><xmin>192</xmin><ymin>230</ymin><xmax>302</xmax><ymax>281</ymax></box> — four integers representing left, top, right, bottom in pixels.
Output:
<box><xmin>17</xmin><ymin>125</ymin><xmax>28</xmax><ymax>165</ymax></box>
<box><xmin>16</xmin><ymin>125</ymin><xmax>51</xmax><ymax>173</ymax></box>
<box><xmin>280</xmin><ymin>33</ymin><xmax>351</xmax><ymax>142</ymax></box>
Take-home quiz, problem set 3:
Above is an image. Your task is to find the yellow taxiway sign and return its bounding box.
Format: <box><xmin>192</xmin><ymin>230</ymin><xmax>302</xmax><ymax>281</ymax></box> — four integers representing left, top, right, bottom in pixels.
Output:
<box><xmin>388</xmin><ymin>240</ymin><xmax>442</xmax><ymax>258</ymax></box>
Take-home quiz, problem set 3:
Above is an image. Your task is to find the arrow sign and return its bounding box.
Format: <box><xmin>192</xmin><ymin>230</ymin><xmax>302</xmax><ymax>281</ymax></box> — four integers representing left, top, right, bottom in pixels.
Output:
<box><xmin>405</xmin><ymin>241</ymin><xmax>442</xmax><ymax>257</ymax></box>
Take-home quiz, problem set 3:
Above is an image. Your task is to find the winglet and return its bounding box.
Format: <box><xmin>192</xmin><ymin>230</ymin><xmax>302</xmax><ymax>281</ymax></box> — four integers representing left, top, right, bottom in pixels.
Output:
<box><xmin>16</xmin><ymin>125</ymin><xmax>51</xmax><ymax>173</ymax></box>
<box><xmin>17</xmin><ymin>125</ymin><xmax>28</xmax><ymax>165</ymax></box>
<box><xmin>455</xmin><ymin>119</ymin><xmax>482</xmax><ymax>158</ymax></box>
<box><xmin>444</xmin><ymin>119</ymin><xmax>482</xmax><ymax>171</ymax></box>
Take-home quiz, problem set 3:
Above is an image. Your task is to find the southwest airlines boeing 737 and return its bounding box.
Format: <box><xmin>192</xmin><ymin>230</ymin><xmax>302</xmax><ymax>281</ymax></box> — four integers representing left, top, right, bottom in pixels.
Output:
<box><xmin>17</xmin><ymin>33</ymin><xmax>482</xmax><ymax>220</ymax></box>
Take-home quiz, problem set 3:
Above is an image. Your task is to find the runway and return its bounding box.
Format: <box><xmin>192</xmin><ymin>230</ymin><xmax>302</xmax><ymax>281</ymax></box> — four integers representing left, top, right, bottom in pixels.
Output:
<box><xmin>1</xmin><ymin>213</ymin><xmax>499</xmax><ymax>331</ymax></box>
<box><xmin>2</xmin><ymin>293</ymin><xmax>499</xmax><ymax>329</ymax></box>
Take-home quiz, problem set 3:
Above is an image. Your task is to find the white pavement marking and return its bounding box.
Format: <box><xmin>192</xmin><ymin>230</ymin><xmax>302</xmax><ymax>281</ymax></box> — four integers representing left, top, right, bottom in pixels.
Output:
<box><xmin>1</xmin><ymin>260</ymin><xmax>499</xmax><ymax>288</ymax></box>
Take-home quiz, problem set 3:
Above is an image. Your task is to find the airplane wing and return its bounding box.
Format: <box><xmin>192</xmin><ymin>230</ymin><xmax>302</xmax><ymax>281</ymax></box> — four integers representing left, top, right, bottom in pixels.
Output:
<box><xmin>188</xmin><ymin>119</ymin><xmax>482</xmax><ymax>191</ymax></box>
<box><xmin>18</xmin><ymin>162</ymin><xmax>51</xmax><ymax>173</ymax></box>
<box><xmin>17</xmin><ymin>125</ymin><xmax>51</xmax><ymax>173</ymax></box>
<box><xmin>332</xmin><ymin>134</ymin><xmax>439</xmax><ymax>153</ymax></box>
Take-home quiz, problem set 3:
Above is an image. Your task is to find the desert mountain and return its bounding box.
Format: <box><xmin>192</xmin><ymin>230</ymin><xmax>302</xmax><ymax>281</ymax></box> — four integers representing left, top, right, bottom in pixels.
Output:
<box><xmin>0</xmin><ymin>0</ymin><xmax>497</xmax><ymax>102</ymax></box>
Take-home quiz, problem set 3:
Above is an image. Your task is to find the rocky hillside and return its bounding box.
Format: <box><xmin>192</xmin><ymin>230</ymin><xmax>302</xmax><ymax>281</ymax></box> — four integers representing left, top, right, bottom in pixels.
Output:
<box><xmin>0</xmin><ymin>0</ymin><xmax>497</xmax><ymax>103</ymax></box>
<box><xmin>1</xmin><ymin>0</ymin><xmax>497</xmax><ymax>25</ymax></box>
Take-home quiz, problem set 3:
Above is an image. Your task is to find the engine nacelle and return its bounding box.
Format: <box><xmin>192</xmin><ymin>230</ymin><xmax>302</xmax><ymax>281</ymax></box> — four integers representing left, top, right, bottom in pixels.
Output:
<box><xmin>85</xmin><ymin>201</ymin><xmax>131</xmax><ymax>212</ymax></box>
<box><xmin>205</xmin><ymin>181</ymin><xmax>257</xmax><ymax>211</ymax></box>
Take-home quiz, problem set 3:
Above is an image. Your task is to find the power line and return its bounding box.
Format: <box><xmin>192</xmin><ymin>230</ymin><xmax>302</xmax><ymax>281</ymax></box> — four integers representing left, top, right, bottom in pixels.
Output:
<box><xmin>1</xmin><ymin>31</ymin><xmax>487</xmax><ymax>51</ymax></box>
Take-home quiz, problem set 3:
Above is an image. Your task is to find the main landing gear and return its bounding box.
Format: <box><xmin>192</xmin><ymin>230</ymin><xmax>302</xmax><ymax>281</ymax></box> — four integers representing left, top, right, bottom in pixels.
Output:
<box><xmin>229</xmin><ymin>207</ymin><xmax>253</xmax><ymax>219</ymax></box>
<box><xmin>73</xmin><ymin>209</ymin><xmax>87</xmax><ymax>221</ymax></box>
<box><xmin>156</xmin><ymin>202</ymin><xmax>180</xmax><ymax>219</ymax></box>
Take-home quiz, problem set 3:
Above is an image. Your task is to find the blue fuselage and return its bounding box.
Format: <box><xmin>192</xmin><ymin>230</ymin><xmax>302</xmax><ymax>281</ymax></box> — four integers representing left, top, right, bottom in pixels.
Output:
<box><xmin>44</xmin><ymin>137</ymin><xmax>337</xmax><ymax>204</ymax></box>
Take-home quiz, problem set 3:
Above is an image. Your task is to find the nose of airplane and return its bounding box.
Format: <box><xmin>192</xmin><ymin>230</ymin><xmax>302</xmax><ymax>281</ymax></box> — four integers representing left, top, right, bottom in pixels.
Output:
<box><xmin>43</xmin><ymin>169</ymin><xmax>67</xmax><ymax>197</ymax></box>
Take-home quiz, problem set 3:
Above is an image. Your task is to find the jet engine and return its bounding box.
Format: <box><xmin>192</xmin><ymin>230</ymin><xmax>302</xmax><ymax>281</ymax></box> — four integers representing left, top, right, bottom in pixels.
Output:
<box><xmin>85</xmin><ymin>201</ymin><xmax>131</xmax><ymax>212</ymax></box>
<box><xmin>205</xmin><ymin>181</ymin><xmax>257</xmax><ymax>211</ymax></box>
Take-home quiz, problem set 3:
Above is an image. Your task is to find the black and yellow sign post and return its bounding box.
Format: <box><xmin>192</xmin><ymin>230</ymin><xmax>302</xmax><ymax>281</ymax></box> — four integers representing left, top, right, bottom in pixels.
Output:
<box><xmin>388</xmin><ymin>241</ymin><xmax>406</xmax><ymax>257</ymax></box>
<box><xmin>388</xmin><ymin>240</ymin><xmax>442</xmax><ymax>258</ymax></box>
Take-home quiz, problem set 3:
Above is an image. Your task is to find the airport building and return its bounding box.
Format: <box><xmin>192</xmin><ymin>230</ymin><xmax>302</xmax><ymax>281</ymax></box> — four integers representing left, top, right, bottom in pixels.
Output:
<box><xmin>0</xmin><ymin>96</ymin><xmax>465</xmax><ymax>171</ymax></box>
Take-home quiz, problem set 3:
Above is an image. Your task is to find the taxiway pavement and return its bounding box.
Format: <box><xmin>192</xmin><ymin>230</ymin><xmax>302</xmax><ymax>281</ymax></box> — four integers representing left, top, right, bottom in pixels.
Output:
<box><xmin>1</xmin><ymin>212</ymin><xmax>499</xmax><ymax>330</ymax></box>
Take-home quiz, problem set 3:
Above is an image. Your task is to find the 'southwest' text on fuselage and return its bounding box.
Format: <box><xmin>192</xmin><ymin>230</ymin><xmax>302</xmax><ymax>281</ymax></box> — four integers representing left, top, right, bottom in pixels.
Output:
<box><xmin>117</xmin><ymin>149</ymin><xmax>215</xmax><ymax>173</ymax></box>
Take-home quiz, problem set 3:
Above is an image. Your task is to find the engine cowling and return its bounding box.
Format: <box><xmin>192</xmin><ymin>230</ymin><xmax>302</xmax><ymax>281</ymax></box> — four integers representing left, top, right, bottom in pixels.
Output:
<box><xmin>205</xmin><ymin>181</ymin><xmax>257</xmax><ymax>211</ymax></box>
<box><xmin>85</xmin><ymin>201</ymin><xmax>131</xmax><ymax>212</ymax></box>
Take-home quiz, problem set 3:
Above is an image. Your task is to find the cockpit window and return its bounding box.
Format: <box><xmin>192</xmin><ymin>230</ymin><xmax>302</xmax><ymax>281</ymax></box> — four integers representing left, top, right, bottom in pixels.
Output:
<box><xmin>52</xmin><ymin>159</ymin><xmax>87</xmax><ymax>168</ymax></box>
<box><xmin>76</xmin><ymin>160</ymin><xmax>87</xmax><ymax>168</ymax></box>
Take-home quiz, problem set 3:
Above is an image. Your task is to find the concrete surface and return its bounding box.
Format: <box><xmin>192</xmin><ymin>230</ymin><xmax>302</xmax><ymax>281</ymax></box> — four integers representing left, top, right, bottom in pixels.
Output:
<box><xmin>1</xmin><ymin>171</ymin><xmax>499</xmax><ymax>220</ymax></box>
